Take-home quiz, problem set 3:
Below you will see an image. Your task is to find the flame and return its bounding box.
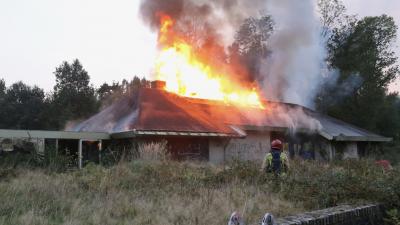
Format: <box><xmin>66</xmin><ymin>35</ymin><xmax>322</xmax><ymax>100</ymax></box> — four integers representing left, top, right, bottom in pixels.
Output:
<box><xmin>154</xmin><ymin>13</ymin><xmax>264</xmax><ymax>108</ymax></box>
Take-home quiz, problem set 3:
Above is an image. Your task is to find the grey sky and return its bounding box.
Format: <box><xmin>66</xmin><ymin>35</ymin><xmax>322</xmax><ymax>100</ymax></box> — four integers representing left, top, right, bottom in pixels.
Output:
<box><xmin>0</xmin><ymin>0</ymin><xmax>399</xmax><ymax>92</ymax></box>
<box><xmin>0</xmin><ymin>0</ymin><xmax>157</xmax><ymax>91</ymax></box>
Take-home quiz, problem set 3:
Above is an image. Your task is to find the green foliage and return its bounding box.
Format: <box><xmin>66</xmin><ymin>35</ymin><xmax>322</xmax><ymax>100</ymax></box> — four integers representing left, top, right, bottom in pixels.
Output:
<box><xmin>0</xmin><ymin>145</ymin><xmax>73</xmax><ymax>174</ymax></box>
<box><xmin>42</xmin><ymin>147</ymin><xmax>74</xmax><ymax>173</ymax></box>
<box><xmin>51</xmin><ymin>59</ymin><xmax>99</xmax><ymax>129</ymax></box>
<box><xmin>97</xmin><ymin>81</ymin><xmax>123</xmax><ymax>106</ymax></box>
<box><xmin>0</xmin><ymin>152</ymin><xmax>37</xmax><ymax>169</ymax></box>
<box><xmin>0</xmin><ymin>79</ymin><xmax>5</xmax><ymax>97</ymax></box>
<box><xmin>230</xmin><ymin>16</ymin><xmax>274</xmax><ymax>78</ymax></box>
<box><xmin>97</xmin><ymin>76</ymin><xmax>149</xmax><ymax>107</ymax></box>
<box><xmin>329</xmin><ymin>15</ymin><xmax>398</xmax><ymax>89</ymax></box>
<box><xmin>385</xmin><ymin>208</ymin><xmax>400</xmax><ymax>225</ymax></box>
<box><xmin>318</xmin><ymin>14</ymin><xmax>400</xmax><ymax>138</ymax></box>
<box><xmin>0</xmin><ymin>63</ymin><xmax>149</xmax><ymax>130</ymax></box>
<box><xmin>380</xmin><ymin>142</ymin><xmax>400</xmax><ymax>165</ymax></box>
<box><xmin>282</xmin><ymin>160</ymin><xmax>400</xmax><ymax>209</ymax></box>
<box><xmin>0</xmin><ymin>82</ymin><xmax>47</xmax><ymax>129</ymax></box>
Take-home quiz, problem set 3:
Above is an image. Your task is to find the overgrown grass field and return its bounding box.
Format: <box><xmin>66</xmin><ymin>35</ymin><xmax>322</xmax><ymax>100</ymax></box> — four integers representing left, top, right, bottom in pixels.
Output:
<box><xmin>0</xmin><ymin>155</ymin><xmax>399</xmax><ymax>225</ymax></box>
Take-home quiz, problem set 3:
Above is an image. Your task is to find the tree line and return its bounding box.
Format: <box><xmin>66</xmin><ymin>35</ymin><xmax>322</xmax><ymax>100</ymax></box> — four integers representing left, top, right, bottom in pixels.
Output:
<box><xmin>0</xmin><ymin>59</ymin><xmax>149</xmax><ymax>130</ymax></box>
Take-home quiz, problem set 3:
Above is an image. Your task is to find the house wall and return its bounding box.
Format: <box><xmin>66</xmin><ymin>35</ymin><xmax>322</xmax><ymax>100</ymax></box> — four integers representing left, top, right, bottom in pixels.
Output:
<box><xmin>209</xmin><ymin>132</ymin><xmax>363</xmax><ymax>164</ymax></box>
<box><xmin>209</xmin><ymin>131</ymin><xmax>271</xmax><ymax>164</ymax></box>
<box><xmin>313</xmin><ymin>138</ymin><xmax>334</xmax><ymax>161</ymax></box>
<box><xmin>330</xmin><ymin>141</ymin><xmax>360</xmax><ymax>160</ymax></box>
<box><xmin>343</xmin><ymin>142</ymin><xmax>359</xmax><ymax>159</ymax></box>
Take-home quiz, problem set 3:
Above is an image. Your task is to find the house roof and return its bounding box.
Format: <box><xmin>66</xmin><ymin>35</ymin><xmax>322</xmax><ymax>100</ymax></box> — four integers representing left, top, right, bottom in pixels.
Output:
<box><xmin>74</xmin><ymin>88</ymin><xmax>391</xmax><ymax>142</ymax></box>
<box><xmin>74</xmin><ymin>88</ymin><xmax>242</xmax><ymax>137</ymax></box>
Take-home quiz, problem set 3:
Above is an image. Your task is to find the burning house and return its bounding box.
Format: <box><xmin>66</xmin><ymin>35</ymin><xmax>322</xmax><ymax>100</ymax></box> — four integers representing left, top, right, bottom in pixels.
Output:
<box><xmin>0</xmin><ymin>0</ymin><xmax>391</xmax><ymax>168</ymax></box>
<box><xmin>71</xmin><ymin>1</ymin><xmax>392</xmax><ymax>165</ymax></box>
<box><xmin>72</xmin><ymin>81</ymin><xmax>391</xmax><ymax>164</ymax></box>
<box><xmin>0</xmin><ymin>82</ymin><xmax>391</xmax><ymax>168</ymax></box>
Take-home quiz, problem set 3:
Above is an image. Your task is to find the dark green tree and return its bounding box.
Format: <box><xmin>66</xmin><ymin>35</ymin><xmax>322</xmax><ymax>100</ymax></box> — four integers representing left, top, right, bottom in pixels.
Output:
<box><xmin>97</xmin><ymin>81</ymin><xmax>123</xmax><ymax>106</ymax></box>
<box><xmin>0</xmin><ymin>81</ymin><xmax>46</xmax><ymax>129</ymax></box>
<box><xmin>230</xmin><ymin>16</ymin><xmax>274</xmax><ymax>79</ymax></box>
<box><xmin>140</xmin><ymin>77</ymin><xmax>150</xmax><ymax>88</ymax></box>
<box><xmin>97</xmin><ymin>76</ymin><xmax>149</xmax><ymax>106</ymax></box>
<box><xmin>0</xmin><ymin>79</ymin><xmax>6</xmax><ymax>128</ymax></box>
<box><xmin>51</xmin><ymin>59</ymin><xmax>99</xmax><ymax>129</ymax></box>
<box><xmin>319</xmin><ymin>15</ymin><xmax>399</xmax><ymax>136</ymax></box>
<box><xmin>376</xmin><ymin>94</ymin><xmax>400</xmax><ymax>139</ymax></box>
<box><xmin>0</xmin><ymin>79</ymin><xmax>5</xmax><ymax>96</ymax></box>
<box><xmin>0</xmin><ymin>79</ymin><xmax>5</xmax><ymax>106</ymax></box>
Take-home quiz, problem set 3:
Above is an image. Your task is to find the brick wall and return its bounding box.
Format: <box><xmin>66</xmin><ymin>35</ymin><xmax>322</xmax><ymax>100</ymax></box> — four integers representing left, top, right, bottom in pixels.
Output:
<box><xmin>276</xmin><ymin>205</ymin><xmax>383</xmax><ymax>225</ymax></box>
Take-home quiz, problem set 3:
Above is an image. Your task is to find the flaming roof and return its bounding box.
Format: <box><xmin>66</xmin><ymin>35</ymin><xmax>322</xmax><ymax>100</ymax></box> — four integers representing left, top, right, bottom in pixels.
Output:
<box><xmin>74</xmin><ymin>88</ymin><xmax>391</xmax><ymax>142</ymax></box>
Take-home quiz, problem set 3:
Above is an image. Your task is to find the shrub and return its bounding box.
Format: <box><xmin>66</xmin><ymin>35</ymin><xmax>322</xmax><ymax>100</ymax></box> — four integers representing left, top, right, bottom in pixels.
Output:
<box><xmin>280</xmin><ymin>159</ymin><xmax>400</xmax><ymax>209</ymax></box>
<box><xmin>385</xmin><ymin>209</ymin><xmax>400</xmax><ymax>225</ymax></box>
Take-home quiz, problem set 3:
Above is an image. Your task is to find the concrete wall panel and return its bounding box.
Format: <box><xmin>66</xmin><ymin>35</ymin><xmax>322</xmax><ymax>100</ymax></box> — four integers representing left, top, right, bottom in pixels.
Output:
<box><xmin>209</xmin><ymin>131</ymin><xmax>271</xmax><ymax>164</ymax></box>
<box><xmin>343</xmin><ymin>142</ymin><xmax>359</xmax><ymax>159</ymax></box>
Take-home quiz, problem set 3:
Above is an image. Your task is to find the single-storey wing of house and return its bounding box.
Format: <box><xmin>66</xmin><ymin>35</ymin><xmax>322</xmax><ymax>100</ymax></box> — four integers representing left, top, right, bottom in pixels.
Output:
<box><xmin>72</xmin><ymin>84</ymin><xmax>391</xmax><ymax>164</ymax></box>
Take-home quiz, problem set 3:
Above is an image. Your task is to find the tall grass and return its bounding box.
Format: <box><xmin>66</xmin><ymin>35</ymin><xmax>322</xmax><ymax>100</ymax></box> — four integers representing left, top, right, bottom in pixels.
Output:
<box><xmin>0</xmin><ymin>146</ymin><xmax>399</xmax><ymax>224</ymax></box>
<box><xmin>0</xmin><ymin>161</ymin><xmax>303</xmax><ymax>225</ymax></box>
<box><xmin>137</xmin><ymin>141</ymin><xmax>170</xmax><ymax>161</ymax></box>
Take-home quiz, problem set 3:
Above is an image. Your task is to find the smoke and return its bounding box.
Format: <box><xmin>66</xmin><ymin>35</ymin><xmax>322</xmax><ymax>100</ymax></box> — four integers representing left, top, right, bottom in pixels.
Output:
<box><xmin>139</xmin><ymin>0</ymin><xmax>267</xmax><ymax>46</ymax></box>
<box><xmin>317</xmin><ymin>71</ymin><xmax>363</xmax><ymax>110</ymax></box>
<box><xmin>237</xmin><ymin>102</ymin><xmax>322</xmax><ymax>132</ymax></box>
<box><xmin>139</xmin><ymin>0</ymin><xmax>271</xmax><ymax>83</ymax></box>
<box><xmin>137</xmin><ymin>0</ymin><xmax>329</xmax><ymax>131</ymax></box>
<box><xmin>139</xmin><ymin>0</ymin><xmax>330</xmax><ymax>110</ymax></box>
<box><xmin>69</xmin><ymin>0</ymin><xmax>336</xmax><ymax>133</ymax></box>
<box><xmin>67</xmin><ymin>93</ymin><xmax>140</xmax><ymax>132</ymax></box>
<box><xmin>261</xmin><ymin>0</ymin><xmax>327</xmax><ymax>109</ymax></box>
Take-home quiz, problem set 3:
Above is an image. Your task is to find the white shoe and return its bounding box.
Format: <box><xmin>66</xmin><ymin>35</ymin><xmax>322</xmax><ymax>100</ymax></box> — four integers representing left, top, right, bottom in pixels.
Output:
<box><xmin>228</xmin><ymin>212</ymin><xmax>244</xmax><ymax>225</ymax></box>
<box><xmin>261</xmin><ymin>213</ymin><xmax>275</xmax><ymax>225</ymax></box>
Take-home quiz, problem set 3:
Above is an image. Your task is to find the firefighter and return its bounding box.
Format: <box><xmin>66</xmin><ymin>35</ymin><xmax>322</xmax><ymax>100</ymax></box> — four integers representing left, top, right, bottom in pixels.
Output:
<box><xmin>262</xmin><ymin>139</ymin><xmax>289</xmax><ymax>174</ymax></box>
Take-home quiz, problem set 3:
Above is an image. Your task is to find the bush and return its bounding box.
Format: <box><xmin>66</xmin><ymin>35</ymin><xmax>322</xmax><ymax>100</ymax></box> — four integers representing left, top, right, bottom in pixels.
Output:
<box><xmin>281</xmin><ymin>159</ymin><xmax>400</xmax><ymax>209</ymax></box>
<box><xmin>385</xmin><ymin>209</ymin><xmax>400</xmax><ymax>225</ymax></box>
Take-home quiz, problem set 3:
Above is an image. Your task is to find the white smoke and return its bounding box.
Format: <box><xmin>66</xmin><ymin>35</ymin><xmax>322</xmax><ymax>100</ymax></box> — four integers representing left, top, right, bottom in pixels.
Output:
<box><xmin>262</xmin><ymin>0</ymin><xmax>327</xmax><ymax>108</ymax></box>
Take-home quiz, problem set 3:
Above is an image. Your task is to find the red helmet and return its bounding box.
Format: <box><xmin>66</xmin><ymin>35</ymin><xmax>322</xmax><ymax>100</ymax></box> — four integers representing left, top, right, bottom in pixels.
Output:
<box><xmin>271</xmin><ymin>139</ymin><xmax>283</xmax><ymax>150</ymax></box>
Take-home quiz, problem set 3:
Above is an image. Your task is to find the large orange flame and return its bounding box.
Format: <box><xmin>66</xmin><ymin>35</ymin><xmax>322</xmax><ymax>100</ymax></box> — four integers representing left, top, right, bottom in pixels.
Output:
<box><xmin>154</xmin><ymin>13</ymin><xmax>264</xmax><ymax>108</ymax></box>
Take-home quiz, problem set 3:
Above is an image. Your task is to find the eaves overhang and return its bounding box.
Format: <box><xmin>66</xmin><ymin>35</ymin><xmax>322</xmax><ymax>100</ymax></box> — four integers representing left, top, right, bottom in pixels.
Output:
<box><xmin>110</xmin><ymin>129</ymin><xmax>243</xmax><ymax>139</ymax></box>
<box><xmin>0</xmin><ymin>129</ymin><xmax>110</xmax><ymax>140</ymax></box>
<box><xmin>333</xmin><ymin>134</ymin><xmax>392</xmax><ymax>142</ymax></box>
